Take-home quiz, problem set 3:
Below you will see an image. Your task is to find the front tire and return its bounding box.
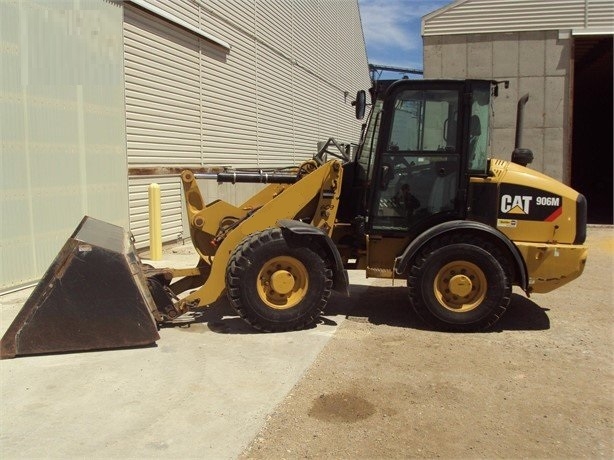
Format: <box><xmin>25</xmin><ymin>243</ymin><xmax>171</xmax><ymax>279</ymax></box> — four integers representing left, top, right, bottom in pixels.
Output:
<box><xmin>408</xmin><ymin>237</ymin><xmax>511</xmax><ymax>331</ymax></box>
<box><xmin>226</xmin><ymin>228</ymin><xmax>333</xmax><ymax>332</ymax></box>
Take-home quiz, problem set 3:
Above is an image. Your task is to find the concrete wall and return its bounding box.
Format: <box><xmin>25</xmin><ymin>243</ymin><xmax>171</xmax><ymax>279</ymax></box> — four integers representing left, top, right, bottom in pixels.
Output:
<box><xmin>424</xmin><ymin>30</ymin><xmax>572</xmax><ymax>183</ymax></box>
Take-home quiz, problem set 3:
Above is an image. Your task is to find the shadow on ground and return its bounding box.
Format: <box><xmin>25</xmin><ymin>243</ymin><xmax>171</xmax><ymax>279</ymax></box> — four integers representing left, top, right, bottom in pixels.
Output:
<box><xmin>327</xmin><ymin>285</ymin><xmax>550</xmax><ymax>332</ymax></box>
<box><xmin>169</xmin><ymin>283</ymin><xmax>550</xmax><ymax>335</ymax></box>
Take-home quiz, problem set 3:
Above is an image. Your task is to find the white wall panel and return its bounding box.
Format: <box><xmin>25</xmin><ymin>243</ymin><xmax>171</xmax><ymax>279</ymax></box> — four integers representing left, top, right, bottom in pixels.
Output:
<box><xmin>291</xmin><ymin>70</ymin><xmax>321</xmax><ymax>160</ymax></box>
<box><xmin>292</xmin><ymin>1</ymin><xmax>320</xmax><ymax>72</ymax></box>
<box><xmin>1</xmin><ymin>0</ymin><xmax>127</xmax><ymax>291</ymax></box>
<box><xmin>202</xmin><ymin>0</ymin><xmax>256</xmax><ymax>36</ymax></box>
<box><xmin>255</xmin><ymin>45</ymin><xmax>294</xmax><ymax>166</ymax></box>
<box><xmin>125</xmin><ymin>5</ymin><xmax>201</xmax><ymax>244</ymax></box>
<box><xmin>198</xmin><ymin>0</ymin><xmax>258</xmax><ymax>166</ymax></box>
<box><xmin>143</xmin><ymin>0</ymin><xmax>200</xmax><ymax>29</ymax></box>
<box><xmin>255</xmin><ymin>0</ymin><xmax>293</xmax><ymax>57</ymax></box>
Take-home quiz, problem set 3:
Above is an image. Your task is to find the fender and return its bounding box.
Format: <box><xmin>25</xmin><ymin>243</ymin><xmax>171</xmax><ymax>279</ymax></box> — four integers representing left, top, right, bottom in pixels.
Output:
<box><xmin>277</xmin><ymin>219</ymin><xmax>349</xmax><ymax>296</ymax></box>
<box><xmin>395</xmin><ymin>220</ymin><xmax>529</xmax><ymax>293</ymax></box>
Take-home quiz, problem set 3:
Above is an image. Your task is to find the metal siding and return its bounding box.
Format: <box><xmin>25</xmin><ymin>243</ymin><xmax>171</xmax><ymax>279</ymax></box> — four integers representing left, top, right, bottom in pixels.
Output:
<box><xmin>200</xmin><ymin>1</ymin><xmax>258</xmax><ymax>166</ymax></box>
<box><xmin>124</xmin><ymin>5</ymin><xmax>202</xmax><ymax>247</ymax></box>
<box><xmin>253</xmin><ymin>1</ymin><xmax>295</xmax><ymax>165</ymax></box>
<box><xmin>128</xmin><ymin>177</ymin><xmax>185</xmax><ymax>248</ymax></box>
<box><xmin>1</xmin><ymin>0</ymin><xmax>127</xmax><ymax>291</ymax></box>
<box><xmin>588</xmin><ymin>0</ymin><xmax>614</xmax><ymax>29</ymax></box>
<box><xmin>142</xmin><ymin>0</ymin><xmax>201</xmax><ymax>29</ymax></box>
<box><xmin>203</xmin><ymin>0</ymin><xmax>256</xmax><ymax>35</ymax></box>
<box><xmin>292</xmin><ymin>70</ymin><xmax>320</xmax><ymax>160</ymax></box>
<box><xmin>318</xmin><ymin>84</ymin><xmax>342</xmax><ymax>142</ymax></box>
<box><xmin>124</xmin><ymin>5</ymin><xmax>202</xmax><ymax>166</ymax></box>
<box><xmin>256</xmin><ymin>0</ymin><xmax>293</xmax><ymax>57</ymax></box>
<box><xmin>255</xmin><ymin>45</ymin><xmax>294</xmax><ymax>166</ymax></box>
<box><xmin>292</xmin><ymin>1</ymin><xmax>320</xmax><ymax>73</ymax></box>
<box><xmin>291</xmin><ymin>1</ymin><xmax>322</xmax><ymax>161</ymax></box>
<box><xmin>199</xmin><ymin>0</ymin><xmax>369</xmax><ymax>168</ymax></box>
<box><xmin>423</xmin><ymin>0</ymin><xmax>613</xmax><ymax>35</ymax></box>
<box><xmin>123</xmin><ymin>0</ymin><xmax>370</xmax><ymax>247</ymax></box>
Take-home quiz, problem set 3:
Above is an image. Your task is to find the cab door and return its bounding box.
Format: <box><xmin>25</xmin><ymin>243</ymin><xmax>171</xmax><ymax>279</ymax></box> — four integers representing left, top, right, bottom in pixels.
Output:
<box><xmin>368</xmin><ymin>81</ymin><xmax>466</xmax><ymax>236</ymax></box>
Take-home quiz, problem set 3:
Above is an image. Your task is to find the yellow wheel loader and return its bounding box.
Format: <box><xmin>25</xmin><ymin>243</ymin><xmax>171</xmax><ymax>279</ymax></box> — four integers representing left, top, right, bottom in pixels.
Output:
<box><xmin>1</xmin><ymin>79</ymin><xmax>588</xmax><ymax>358</ymax></box>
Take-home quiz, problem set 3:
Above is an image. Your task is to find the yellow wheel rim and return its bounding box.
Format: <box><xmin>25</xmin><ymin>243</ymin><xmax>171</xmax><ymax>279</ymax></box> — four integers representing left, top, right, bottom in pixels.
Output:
<box><xmin>256</xmin><ymin>256</ymin><xmax>309</xmax><ymax>310</ymax></box>
<box><xmin>433</xmin><ymin>260</ymin><xmax>487</xmax><ymax>313</ymax></box>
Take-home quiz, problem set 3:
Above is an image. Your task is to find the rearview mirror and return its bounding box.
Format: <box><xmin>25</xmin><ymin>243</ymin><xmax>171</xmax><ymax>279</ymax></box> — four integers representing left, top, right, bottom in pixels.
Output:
<box><xmin>352</xmin><ymin>90</ymin><xmax>366</xmax><ymax>120</ymax></box>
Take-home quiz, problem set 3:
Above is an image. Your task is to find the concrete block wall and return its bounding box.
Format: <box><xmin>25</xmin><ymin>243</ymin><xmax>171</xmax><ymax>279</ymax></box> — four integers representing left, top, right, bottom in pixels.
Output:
<box><xmin>424</xmin><ymin>30</ymin><xmax>572</xmax><ymax>183</ymax></box>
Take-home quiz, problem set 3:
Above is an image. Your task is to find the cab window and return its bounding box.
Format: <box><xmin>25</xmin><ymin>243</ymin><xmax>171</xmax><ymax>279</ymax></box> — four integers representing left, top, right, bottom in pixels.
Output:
<box><xmin>372</xmin><ymin>154</ymin><xmax>459</xmax><ymax>231</ymax></box>
<box><xmin>372</xmin><ymin>89</ymin><xmax>461</xmax><ymax>232</ymax></box>
<box><xmin>468</xmin><ymin>86</ymin><xmax>491</xmax><ymax>173</ymax></box>
<box><xmin>388</xmin><ymin>90</ymin><xmax>459</xmax><ymax>153</ymax></box>
<box><xmin>356</xmin><ymin>99</ymin><xmax>383</xmax><ymax>185</ymax></box>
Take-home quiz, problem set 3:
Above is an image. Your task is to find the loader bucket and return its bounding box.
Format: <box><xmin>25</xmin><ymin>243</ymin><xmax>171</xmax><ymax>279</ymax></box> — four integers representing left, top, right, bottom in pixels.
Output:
<box><xmin>0</xmin><ymin>216</ymin><xmax>160</xmax><ymax>359</ymax></box>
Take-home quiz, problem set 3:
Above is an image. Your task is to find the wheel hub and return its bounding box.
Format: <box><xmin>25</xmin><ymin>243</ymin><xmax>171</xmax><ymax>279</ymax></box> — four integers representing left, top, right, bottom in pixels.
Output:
<box><xmin>257</xmin><ymin>256</ymin><xmax>309</xmax><ymax>310</ymax></box>
<box><xmin>433</xmin><ymin>261</ymin><xmax>487</xmax><ymax>312</ymax></box>
<box><xmin>448</xmin><ymin>274</ymin><xmax>473</xmax><ymax>297</ymax></box>
<box><xmin>270</xmin><ymin>270</ymin><xmax>295</xmax><ymax>295</ymax></box>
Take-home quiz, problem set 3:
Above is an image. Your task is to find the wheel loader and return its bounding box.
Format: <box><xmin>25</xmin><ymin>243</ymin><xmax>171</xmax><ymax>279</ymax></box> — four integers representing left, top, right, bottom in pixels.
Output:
<box><xmin>1</xmin><ymin>79</ymin><xmax>588</xmax><ymax>358</ymax></box>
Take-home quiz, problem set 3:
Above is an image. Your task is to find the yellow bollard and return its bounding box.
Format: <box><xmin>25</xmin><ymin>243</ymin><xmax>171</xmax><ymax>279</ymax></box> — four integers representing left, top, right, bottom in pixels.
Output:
<box><xmin>148</xmin><ymin>183</ymin><xmax>162</xmax><ymax>261</ymax></box>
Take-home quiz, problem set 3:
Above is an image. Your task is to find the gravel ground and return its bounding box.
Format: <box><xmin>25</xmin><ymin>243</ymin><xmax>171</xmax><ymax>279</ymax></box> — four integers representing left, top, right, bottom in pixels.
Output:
<box><xmin>241</xmin><ymin>225</ymin><xmax>613</xmax><ymax>459</ymax></box>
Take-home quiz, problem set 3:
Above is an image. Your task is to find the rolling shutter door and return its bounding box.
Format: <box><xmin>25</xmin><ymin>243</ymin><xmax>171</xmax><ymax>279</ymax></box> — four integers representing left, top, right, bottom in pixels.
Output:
<box><xmin>124</xmin><ymin>4</ymin><xmax>200</xmax><ymax>247</ymax></box>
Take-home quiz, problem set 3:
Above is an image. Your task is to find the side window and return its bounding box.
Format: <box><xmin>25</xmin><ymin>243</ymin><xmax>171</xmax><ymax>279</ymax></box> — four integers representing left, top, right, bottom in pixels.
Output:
<box><xmin>468</xmin><ymin>87</ymin><xmax>491</xmax><ymax>173</ymax></box>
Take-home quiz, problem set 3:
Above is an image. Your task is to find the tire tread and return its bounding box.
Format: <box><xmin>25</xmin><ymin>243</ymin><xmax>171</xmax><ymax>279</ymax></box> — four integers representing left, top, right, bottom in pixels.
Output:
<box><xmin>408</xmin><ymin>233</ymin><xmax>512</xmax><ymax>331</ymax></box>
<box><xmin>226</xmin><ymin>228</ymin><xmax>332</xmax><ymax>332</ymax></box>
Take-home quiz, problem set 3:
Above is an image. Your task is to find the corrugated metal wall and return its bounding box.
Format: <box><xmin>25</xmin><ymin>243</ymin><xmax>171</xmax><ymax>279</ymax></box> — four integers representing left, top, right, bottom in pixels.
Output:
<box><xmin>423</xmin><ymin>0</ymin><xmax>614</xmax><ymax>35</ymax></box>
<box><xmin>128</xmin><ymin>176</ymin><xmax>184</xmax><ymax>245</ymax></box>
<box><xmin>1</xmin><ymin>0</ymin><xmax>128</xmax><ymax>291</ymax></box>
<box><xmin>124</xmin><ymin>0</ymin><xmax>371</xmax><ymax>247</ymax></box>
<box><xmin>197</xmin><ymin>0</ymin><xmax>370</xmax><ymax>166</ymax></box>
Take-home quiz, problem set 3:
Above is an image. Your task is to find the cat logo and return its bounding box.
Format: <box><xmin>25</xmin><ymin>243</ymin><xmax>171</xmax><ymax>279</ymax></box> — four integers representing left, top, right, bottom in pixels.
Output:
<box><xmin>500</xmin><ymin>195</ymin><xmax>532</xmax><ymax>215</ymax></box>
<box><xmin>499</xmin><ymin>185</ymin><xmax>563</xmax><ymax>222</ymax></box>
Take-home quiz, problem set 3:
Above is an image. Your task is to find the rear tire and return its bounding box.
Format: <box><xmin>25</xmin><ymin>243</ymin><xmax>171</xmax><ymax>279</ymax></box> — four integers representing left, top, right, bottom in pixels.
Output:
<box><xmin>226</xmin><ymin>228</ymin><xmax>333</xmax><ymax>332</ymax></box>
<box><xmin>408</xmin><ymin>236</ymin><xmax>511</xmax><ymax>331</ymax></box>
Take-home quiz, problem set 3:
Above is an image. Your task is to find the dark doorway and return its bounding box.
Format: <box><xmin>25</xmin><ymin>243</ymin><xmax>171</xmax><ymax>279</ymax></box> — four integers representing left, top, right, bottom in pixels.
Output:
<box><xmin>572</xmin><ymin>36</ymin><xmax>613</xmax><ymax>224</ymax></box>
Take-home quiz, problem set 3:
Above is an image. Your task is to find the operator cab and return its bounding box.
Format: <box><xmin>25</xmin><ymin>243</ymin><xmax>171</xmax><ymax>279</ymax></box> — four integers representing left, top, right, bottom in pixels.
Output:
<box><xmin>351</xmin><ymin>79</ymin><xmax>495</xmax><ymax>237</ymax></box>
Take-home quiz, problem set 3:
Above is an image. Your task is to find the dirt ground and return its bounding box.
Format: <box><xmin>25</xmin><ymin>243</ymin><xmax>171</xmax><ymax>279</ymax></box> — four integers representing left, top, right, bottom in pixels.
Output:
<box><xmin>241</xmin><ymin>226</ymin><xmax>613</xmax><ymax>459</ymax></box>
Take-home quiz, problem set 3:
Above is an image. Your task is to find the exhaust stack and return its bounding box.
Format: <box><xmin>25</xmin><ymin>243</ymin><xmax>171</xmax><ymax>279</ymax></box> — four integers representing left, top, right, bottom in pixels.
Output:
<box><xmin>512</xmin><ymin>93</ymin><xmax>534</xmax><ymax>166</ymax></box>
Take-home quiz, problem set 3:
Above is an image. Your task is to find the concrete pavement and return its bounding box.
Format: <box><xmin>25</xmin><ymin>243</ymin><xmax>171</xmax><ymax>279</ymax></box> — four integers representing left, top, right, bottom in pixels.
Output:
<box><xmin>0</xmin><ymin>245</ymin><xmax>371</xmax><ymax>459</ymax></box>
